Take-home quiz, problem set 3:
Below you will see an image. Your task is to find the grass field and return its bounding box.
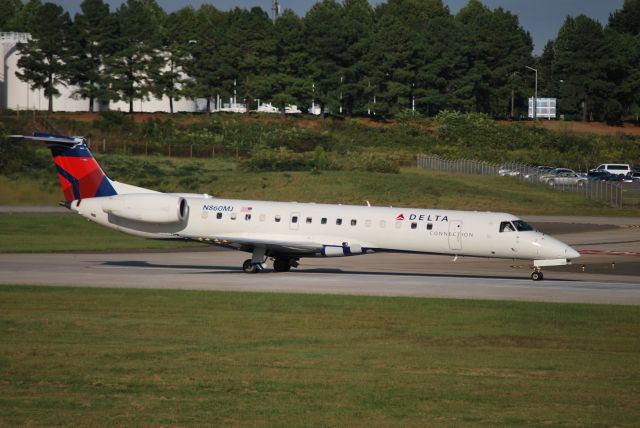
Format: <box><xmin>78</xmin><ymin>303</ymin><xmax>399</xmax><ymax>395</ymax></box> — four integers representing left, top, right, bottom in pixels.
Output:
<box><xmin>0</xmin><ymin>286</ymin><xmax>639</xmax><ymax>426</ymax></box>
<box><xmin>2</xmin><ymin>153</ymin><xmax>638</xmax><ymax>215</ymax></box>
<box><xmin>0</xmin><ymin>213</ymin><xmax>198</xmax><ymax>252</ymax></box>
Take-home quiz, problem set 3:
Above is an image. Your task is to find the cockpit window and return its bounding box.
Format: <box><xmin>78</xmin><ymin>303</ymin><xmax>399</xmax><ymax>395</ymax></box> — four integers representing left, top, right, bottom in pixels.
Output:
<box><xmin>500</xmin><ymin>221</ymin><xmax>515</xmax><ymax>232</ymax></box>
<box><xmin>512</xmin><ymin>220</ymin><xmax>533</xmax><ymax>231</ymax></box>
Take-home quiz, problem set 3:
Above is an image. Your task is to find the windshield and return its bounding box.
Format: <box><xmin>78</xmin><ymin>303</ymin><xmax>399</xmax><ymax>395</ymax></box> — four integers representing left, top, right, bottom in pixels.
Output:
<box><xmin>513</xmin><ymin>220</ymin><xmax>534</xmax><ymax>231</ymax></box>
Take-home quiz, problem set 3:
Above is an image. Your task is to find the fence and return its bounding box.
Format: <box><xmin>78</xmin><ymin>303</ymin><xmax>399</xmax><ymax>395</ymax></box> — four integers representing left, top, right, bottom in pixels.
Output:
<box><xmin>417</xmin><ymin>156</ymin><xmax>640</xmax><ymax>209</ymax></box>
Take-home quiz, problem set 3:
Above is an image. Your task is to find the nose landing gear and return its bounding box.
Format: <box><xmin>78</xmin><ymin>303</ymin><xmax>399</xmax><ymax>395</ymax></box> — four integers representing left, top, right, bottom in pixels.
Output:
<box><xmin>530</xmin><ymin>269</ymin><xmax>544</xmax><ymax>281</ymax></box>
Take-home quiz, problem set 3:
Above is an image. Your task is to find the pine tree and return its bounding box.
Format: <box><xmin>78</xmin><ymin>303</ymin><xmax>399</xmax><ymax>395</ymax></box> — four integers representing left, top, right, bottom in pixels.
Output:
<box><xmin>106</xmin><ymin>0</ymin><xmax>163</xmax><ymax>113</ymax></box>
<box><xmin>15</xmin><ymin>2</ymin><xmax>71</xmax><ymax>112</ymax></box>
<box><xmin>67</xmin><ymin>0</ymin><xmax>115</xmax><ymax>112</ymax></box>
<box><xmin>553</xmin><ymin>15</ymin><xmax>611</xmax><ymax>121</ymax></box>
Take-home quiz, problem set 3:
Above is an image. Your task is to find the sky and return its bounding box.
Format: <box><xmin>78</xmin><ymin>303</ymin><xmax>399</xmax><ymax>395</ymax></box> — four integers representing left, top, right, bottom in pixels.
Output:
<box><xmin>50</xmin><ymin>0</ymin><xmax>625</xmax><ymax>55</ymax></box>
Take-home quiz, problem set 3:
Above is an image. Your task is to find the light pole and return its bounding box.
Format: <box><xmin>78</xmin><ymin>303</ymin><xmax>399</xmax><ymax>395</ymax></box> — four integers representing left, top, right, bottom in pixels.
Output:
<box><xmin>525</xmin><ymin>66</ymin><xmax>537</xmax><ymax>120</ymax></box>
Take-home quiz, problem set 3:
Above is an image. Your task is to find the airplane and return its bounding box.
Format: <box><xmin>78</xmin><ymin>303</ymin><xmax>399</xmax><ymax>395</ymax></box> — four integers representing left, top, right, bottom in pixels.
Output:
<box><xmin>11</xmin><ymin>132</ymin><xmax>580</xmax><ymax>281</ymax></box>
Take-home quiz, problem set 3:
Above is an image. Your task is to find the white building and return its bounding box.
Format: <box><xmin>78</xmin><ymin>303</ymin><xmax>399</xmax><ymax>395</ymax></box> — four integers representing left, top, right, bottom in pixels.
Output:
<box><xmin>1</xmin><ymin>32</ymin><xmax>204</xmax><ymax>113</ymax></box>
<box><xmin>1</xmin><ymin>32</ymin><xmax>91</xmax><ymax>111</ymax></box>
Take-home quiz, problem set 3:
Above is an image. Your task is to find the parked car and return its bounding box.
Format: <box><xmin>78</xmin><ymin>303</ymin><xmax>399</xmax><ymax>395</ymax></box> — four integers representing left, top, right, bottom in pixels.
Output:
<box><xmin>546</xmin><ymin>171</ymin><xmax>587</xmax><ymax>187</ymax></box>
<box><xmin>498</xmin><ymin>165</ymin><xmax>521</xmax><ymax>177</ymax></box>
<box><xmin>539</xmin><ymin>168</ymin><xmax>576</xmax><ymax>184</ymax></box>
<box><xmin>587</xmin><ymin>170</ymin><xmax>614</xmax><ymax>181</ymax></box>
<box><xmin>523</xmin><ymin>165</ymin><xmax>553</xmax><ymax>180</ymax></box>
<box><xmin>594</xmin><ymin>163</ymin><xmax>632</xmax><ymax>176</ymax></box>
<box><xmin>606</xmin><ymin>173</ymin><xmax>632</xmax><ymax>183</ymax></box>
<box><xmin>628</xmin><ymin>171</ymin><xmax>640</xmax><ymax>182</ymax></box>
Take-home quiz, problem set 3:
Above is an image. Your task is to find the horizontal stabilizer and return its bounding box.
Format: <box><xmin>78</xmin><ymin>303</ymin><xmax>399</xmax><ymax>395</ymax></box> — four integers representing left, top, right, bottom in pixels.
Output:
<box><xmin>9</xmin><ymin>133</ymin><xmax>85</xmax><ymax>147</ymax></box>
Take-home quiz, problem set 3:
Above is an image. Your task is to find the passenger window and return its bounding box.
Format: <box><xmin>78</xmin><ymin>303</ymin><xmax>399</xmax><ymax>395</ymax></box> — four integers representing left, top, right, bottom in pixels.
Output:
<box><xmin>336</xmin><ymin>218</ymin><xmax>342</xmax><ymax>225</ymax></box>
<box><xmin>306</xmin><ymin>217</ymin><xmax>312</xmax><ymax>224</ymax></box>
<box><xmin>426</xmin><ymin>223</ymin><xmax>433</xmax><ymax>230</ymax></box>
<box><xmin>411</xmin><ymin>222</ymin><xmax>417</xmax><ymax>229</ymax></box>
<box><xmin>259</xmin><ymin>214</ymin><xmax>265</xmax><ymax>222</ymax></box>
<box><xmin>365</xmin><ymin>219</ymin><xmax>371</xmax><ymax>227</ymax></box>
<box><xmin>350</xmin><ymin>219</ymin><xmax>357</xmax><ymax>226</ymax></box>
<box><xmin>379</xmin><ymin>220</ymin><xmax>386</xmax><ymax>228</ymax></box>
<box><xmin>245</xmin><ymin>214</ymin><xmax>251</xmax><ymax>221</ymax></box>
<box><xmin>321</xmin><ymin>218</ymin><xmax>327</xmax><ymax>225</ymax></box>
<box><xmin>216</xmin><ymin>212</ymin><xmax>222</xmax><ymax>219</ymax></box>
<box><xmin>275</xmin><ymin>215</ymin><xmax>281</xmax><ymax>223</ymax></box>
<box><xmin>231</xmin><ymin>213</ymin><xmax>237</xmax><ymax>220</ymax></box>
<box><xmin>500</xmin><ymin>221</ymin><xmax>515</xmax><ymax>232</ymax></box>
<box><xmin>292</xmin><ymin>216</ymin><xmax>298</xmax><ymax>223</ymax></box>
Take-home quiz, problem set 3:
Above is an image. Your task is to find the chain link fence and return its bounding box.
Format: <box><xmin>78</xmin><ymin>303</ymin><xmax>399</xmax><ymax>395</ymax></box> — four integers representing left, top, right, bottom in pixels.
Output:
<box><xmin>417</xmin><ymin>156</ymin><xmax>640</xmax><ymax>209</ymax></box>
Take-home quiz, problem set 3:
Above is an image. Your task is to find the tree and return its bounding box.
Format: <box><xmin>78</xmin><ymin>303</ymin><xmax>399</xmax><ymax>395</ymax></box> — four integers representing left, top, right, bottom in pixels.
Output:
<box><xmin>152</xmin><ymin>7</ymin><xmax>196</xmax><ymax>113</ymax></box>
<box><xmin>4</xmin><ymin>0</ymin><xmax>40</xmax><ymax>32</ymax></box>
<box><xmin>338</xmin><ymin>0</ymin><xmax>374</xmax><ymax>115</ymax></box>
<box><xmin>553</xmin><ymin>15</ymin><xmax>611</xmax><ymax>121</ymax></box>
<box><xmin>608</xmin><ymin>0</ymin><xmax>640</xmax><ymax>120</ymax></box>
<box><xmin>303</xmin><ymin>0</ymin><xmax>345</xmax><ymax>113</ymax></box>
<box><xmin>107</xmin><ymin>0</ymin><xmax>164</xmax><ymax>113</ymax></box>
<box><xmin>226</xmin><ymin>7</ymin><xmax>278</xmax><ymax>110</ymax></box>
<box><xmin>67</xmin><ymin>0</ymin><xmax>116</xmax><ymax>112</ymax></box>
<box><xmin>456</xmin><ymin>0</ymin><xmax>533</xmax><ymax>116</ymax></box>
<box><xmin>609</xmin><ymin>0</ymin><xmax>640</xmax><ymax>35</ymax></box>
<box><xmin>0</xmin><ymin>0</ymin><xmax>22</xmax><ymax>30</ymax></box>
<box><xmin>264</xmin><ymin>9</ymin><xmax>311</xmax><ymax>113</ymax></box>
<box><xmin>16</xmin><ymin>2</ymin><xmax>71</xmax><ymax>112</ymax></box>
<box><xmin>183</xmin><ymin>4</ymin><xmax>233</xmax><ymax>112</ymax></box>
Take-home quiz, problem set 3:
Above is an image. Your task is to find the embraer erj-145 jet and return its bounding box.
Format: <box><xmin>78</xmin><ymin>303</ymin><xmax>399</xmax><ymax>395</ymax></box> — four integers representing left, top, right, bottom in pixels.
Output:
<box><xmin>13</xmin><ymin>132</ymin><xmax>580</xmax><ymax>281</ymax></box>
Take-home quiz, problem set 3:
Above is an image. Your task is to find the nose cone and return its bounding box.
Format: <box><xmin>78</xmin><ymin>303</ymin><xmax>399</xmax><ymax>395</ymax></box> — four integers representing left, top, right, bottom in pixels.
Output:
<box><xmin>565</xmin><ymin>246</ymin><xmax>580</xmax><ymax>260</ymax></box>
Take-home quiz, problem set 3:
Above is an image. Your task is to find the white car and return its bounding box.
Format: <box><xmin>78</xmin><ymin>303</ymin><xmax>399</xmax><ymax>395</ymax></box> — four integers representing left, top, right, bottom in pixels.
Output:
<box><xmin>594</xmin><ymin>163</ymin><xmax>631</xmax><ymax>176</ymax></box>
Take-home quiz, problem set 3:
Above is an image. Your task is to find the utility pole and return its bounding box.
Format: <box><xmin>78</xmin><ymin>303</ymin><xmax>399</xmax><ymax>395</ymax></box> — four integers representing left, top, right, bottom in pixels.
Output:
<box><xmin>525</xmin><ymin>66</ymin><xmax>537</xmax><ymax>120</ymax></box>
<box><xmin>271</xmin><ymin>1</ymin><xmax>280</xmax><ymax>23</ymax></box>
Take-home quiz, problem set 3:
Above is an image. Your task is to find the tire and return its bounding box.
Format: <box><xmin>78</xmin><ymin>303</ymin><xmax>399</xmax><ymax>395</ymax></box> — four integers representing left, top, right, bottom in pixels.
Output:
<box><xmin>530</xmin><ymin>271</ymin><xmax>543</xmax><ymax>281</ymax></box>
<box><xmin>242</xmin><ymin>259</ymin><xmax>258</xmax><ymax>273</ymax></box>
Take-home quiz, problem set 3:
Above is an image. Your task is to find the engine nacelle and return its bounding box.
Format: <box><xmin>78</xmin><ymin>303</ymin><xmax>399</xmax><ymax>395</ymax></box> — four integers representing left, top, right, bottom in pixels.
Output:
<box><xmin>101</xmin><ymin>194</ymin><xmax>188</xmax><ymax>224</ymax></box>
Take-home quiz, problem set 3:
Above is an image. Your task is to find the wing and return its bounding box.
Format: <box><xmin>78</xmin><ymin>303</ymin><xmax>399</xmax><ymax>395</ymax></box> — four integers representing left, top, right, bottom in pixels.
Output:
<box><xmin>177</xmin><ymin>233</ymin><xmax>325</xmax><ymax>256</ymax></box>
<box><xmin>176</xmin><ymin>232</ymin><xmax>373</xmax><ymax>257</ymax></box>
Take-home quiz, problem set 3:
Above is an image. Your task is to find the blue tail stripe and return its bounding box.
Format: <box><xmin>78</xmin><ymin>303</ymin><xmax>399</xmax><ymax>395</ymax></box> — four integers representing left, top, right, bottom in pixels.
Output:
<box><xmin>55</xmin><ymin>164</ymin><xmax>81</xmax><ymax>200</ymax></box>
<box><xmin>50</xmin><ymin>144</ymin><xmax>94</xmax><ymax>158</ymax></box>
<box><xmin>96</xmin><ymin>176</ymin><xmax>117</xmax><ymax>197</ymax></box>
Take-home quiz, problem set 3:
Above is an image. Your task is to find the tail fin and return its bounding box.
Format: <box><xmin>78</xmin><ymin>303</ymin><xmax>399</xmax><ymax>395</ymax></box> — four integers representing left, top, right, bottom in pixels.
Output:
<box><xmin>13</xmin><ymin>132</ymin><xmax>117</xmax><ymax>202</ymax></box>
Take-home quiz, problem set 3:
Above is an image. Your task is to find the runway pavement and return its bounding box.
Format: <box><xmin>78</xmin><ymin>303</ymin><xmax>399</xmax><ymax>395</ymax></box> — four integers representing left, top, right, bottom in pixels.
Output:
<box><xmin>0</xmin><ymin>214</ymin><xmax>638</xmax><ymax>305</ymax></box>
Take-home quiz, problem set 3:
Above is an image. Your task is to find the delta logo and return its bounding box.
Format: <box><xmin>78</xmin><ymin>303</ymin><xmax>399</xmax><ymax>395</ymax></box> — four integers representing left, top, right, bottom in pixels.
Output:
<box><xmin>395</xmin><ymin>213</ymin><xmax>449</xmax><ymax>222</ymax></box>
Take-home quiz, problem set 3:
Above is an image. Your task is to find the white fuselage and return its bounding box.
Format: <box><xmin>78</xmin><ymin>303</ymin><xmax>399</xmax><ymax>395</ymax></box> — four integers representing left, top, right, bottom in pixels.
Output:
<box><xmin>71</xmin><ymin>195</ymin><xmax>579</xmax><ymax>266</ymax></box>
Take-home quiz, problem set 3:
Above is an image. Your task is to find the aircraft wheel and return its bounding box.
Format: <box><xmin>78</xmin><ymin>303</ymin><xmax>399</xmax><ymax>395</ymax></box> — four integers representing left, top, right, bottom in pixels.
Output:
<box><xmin>243</xmin><ymin>259</ymin><xmax>259</xmax><ymax>274</ymax></box>
<box><xmin>273</xmin><ymin>258</ymin><xmax>291</xmax><ymax>272</ymax></box>
<box><xmin>530</xmin><ymin>271</ymin><xmax>544</xmax><ymax>281</ymax></box>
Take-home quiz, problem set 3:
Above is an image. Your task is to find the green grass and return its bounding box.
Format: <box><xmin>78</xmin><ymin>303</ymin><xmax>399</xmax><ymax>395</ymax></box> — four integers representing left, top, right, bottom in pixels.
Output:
<box><xmin>0</xmin><ymin>286</ymin><xmax>639</xmax><ymax>426</ymax></box>
<box><xmin>0</xmin><ymin>213</ymin><xmax>198</xmax><ymax>252</ymax></box>
<box><xmin>2</xmin><ymin>152</ymin><xmax>637</xmax><ymax>216</ymax></box>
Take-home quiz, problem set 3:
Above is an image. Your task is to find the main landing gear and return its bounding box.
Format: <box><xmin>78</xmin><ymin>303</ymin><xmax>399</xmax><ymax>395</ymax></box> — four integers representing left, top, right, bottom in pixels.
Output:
<box><xmin>530</xmin><ymin>268</ymin><xmax>544</xmax><ymax>281</ymax></box>
<box><xmin>242</xmin><ymin>257</ymin><xmax>298</xmax><ymax>273</ymax></box>
<box><xmin>242</xmin><ymin>246</ymin><xmax>298</xmax><ymax>273</ymax></box>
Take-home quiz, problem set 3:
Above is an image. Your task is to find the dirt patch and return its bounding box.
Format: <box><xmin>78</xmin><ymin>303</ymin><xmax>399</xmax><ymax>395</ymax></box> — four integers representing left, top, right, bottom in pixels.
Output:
<box><xmin>499</xmin><ymin>120</ymin><xmax>640</xmax><ymax>137</ymax></box>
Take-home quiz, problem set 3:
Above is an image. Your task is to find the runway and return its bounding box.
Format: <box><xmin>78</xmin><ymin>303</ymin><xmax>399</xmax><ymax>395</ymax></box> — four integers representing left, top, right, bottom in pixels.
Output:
<box><xmin>0</xmin><ymin>247</ymin><xmax>638</xmax><ymax>305</ymax></box>
<box><xmin>0</xmin><ymin>215</ymin><xmax>638</xmax><ymax>305</ymax></box>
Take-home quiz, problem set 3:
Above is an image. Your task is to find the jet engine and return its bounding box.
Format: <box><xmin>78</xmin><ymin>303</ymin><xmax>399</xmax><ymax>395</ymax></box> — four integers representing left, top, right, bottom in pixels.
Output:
<box><xmin>101</xmin><ymin>194</ymin><xmax>188</xmax><ymax>224</ymax></box>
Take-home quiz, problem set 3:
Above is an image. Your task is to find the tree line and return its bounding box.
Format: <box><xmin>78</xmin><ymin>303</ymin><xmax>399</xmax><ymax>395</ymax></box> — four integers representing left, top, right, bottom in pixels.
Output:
<box><xmin>1</xmin><ymin>0</ymin><xmax>640</xmax><ymax>121</ymax></box>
